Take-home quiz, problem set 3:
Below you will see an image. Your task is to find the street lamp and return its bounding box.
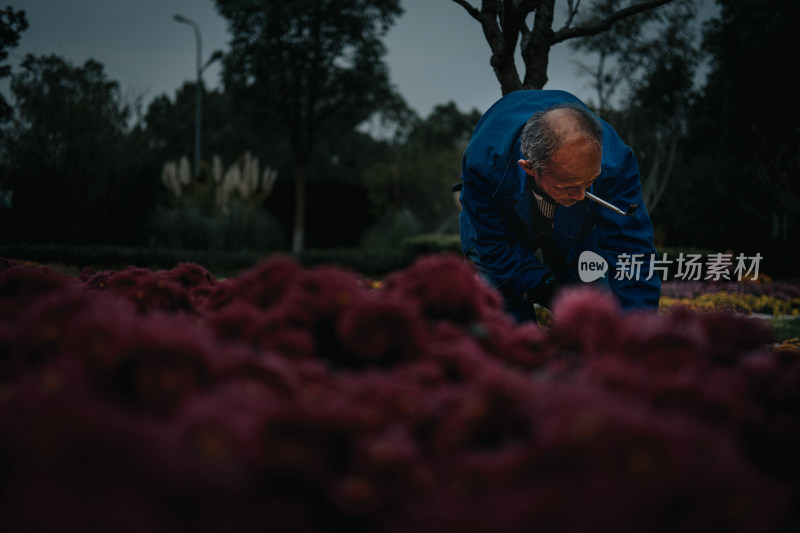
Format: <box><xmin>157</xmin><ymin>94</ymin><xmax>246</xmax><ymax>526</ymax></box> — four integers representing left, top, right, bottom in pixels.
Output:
<box><xmin>173</xmin><ymin>14</ymin><xmax>222</xmax><ymax>177</ymax></box>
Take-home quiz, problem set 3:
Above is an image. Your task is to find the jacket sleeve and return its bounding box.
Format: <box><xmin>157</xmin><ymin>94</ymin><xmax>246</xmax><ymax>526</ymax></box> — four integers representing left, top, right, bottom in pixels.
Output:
<box><xmin>592</xmin><ymin>146</ymin><xmax>662</xmax><ymax>310</ymax></box>
<box><xmin>459</xmin><ymin>166</ymin><xmax>552</xmax><ymax>297</ymax></box>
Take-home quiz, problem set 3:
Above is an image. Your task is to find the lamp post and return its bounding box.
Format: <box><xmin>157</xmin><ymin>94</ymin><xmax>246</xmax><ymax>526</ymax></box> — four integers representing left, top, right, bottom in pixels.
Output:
<box><xmin>173</xmin><ymin>14</ymin><xmax>222</xmax><ymax>177</ymax></box>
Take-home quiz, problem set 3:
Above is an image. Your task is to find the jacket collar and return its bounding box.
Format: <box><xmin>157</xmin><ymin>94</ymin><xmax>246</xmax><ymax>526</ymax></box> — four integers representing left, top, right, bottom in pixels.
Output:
<box><xmin>492</xmin><ymin>141</ymin><xmax>530</xmax><ymax>201</ymax></box>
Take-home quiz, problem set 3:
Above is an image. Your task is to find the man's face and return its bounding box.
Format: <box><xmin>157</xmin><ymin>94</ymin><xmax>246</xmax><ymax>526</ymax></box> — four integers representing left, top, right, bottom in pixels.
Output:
<box><xmin>520</xmin><ymin>137</ymin><xmax>602</xmax><ymax>207</ymax></box>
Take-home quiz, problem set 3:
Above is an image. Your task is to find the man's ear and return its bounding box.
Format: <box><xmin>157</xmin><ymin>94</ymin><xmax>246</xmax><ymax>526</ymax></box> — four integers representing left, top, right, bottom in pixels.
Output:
<box><xmin>517</xmin><ymin>159</ymin><xmax>536</xmax><ymax>176</ymax></box>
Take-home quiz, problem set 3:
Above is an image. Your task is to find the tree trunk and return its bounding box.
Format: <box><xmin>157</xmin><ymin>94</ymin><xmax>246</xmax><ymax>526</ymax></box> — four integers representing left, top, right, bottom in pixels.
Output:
<box><xmin>520</xmin><ymin>0</ymin><xmax>556</xmax><ymax>90</ymax></box>
<box><xmin>454</xmin><ymin>0</ymin><xmax>679</xmax><ymax>94</ymax></box>
<box><xmin>292</xmin><ymin>161</ymin><xmax>307</xmax><ymax>253</ymax></box>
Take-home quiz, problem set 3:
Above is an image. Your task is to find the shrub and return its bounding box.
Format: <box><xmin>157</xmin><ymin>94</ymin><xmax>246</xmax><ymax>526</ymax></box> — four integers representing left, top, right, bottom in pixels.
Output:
<box><xmin>401</xmin><ymin>233</ymin><xmax>462</xmax><ymax>256</ymax></box>
<box><xmin>358</xmin><ymin>208</ymin><xmax>425</xmax><ymax>250</ymax></box>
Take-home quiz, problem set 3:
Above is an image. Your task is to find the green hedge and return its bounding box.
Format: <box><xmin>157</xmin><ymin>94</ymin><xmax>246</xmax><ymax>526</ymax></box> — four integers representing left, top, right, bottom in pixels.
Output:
<box><xmin>400</xmin><ymin>233</ymin><xmax>462</xmax><ymax>255</ymax></box>
<box><xmin>0</xmin><ymin>236</ymin><xmax>466</xmax><ymax>279</ymax></box>
<box><xmin>2</xmin><ymin>240</ymin><xmax>738</xmax><ymax>281</ymax></box>
<box><xmin>0</xmin><ymin>244</ymin><xmax>268</xmax><ymax>278</ymax></box>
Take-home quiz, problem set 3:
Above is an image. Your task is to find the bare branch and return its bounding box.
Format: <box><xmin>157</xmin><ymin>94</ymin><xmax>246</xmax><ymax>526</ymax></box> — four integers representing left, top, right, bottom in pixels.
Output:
<box><xmin>451</xmin><ymin>0</ymin><xmax>482</xmax><ymax>21</ymax></box>
<box><xmin>563</xmin><ymin>0</ymin><xmax>582</xmax><ymax>29</ymax></box>
<box><xmin>643</xmin><ymin>135</ymin><xmax>677</xmax><ymax>212</ymax></box>
<box><xmin>454</xmin><ymin>0</ymin><xmax>676</xmax><ymax>92</ymax></box>
<box><xmin>553</xmin><ymin>0</ymin><xmax>674</xmax><ymax>44</ymax></box>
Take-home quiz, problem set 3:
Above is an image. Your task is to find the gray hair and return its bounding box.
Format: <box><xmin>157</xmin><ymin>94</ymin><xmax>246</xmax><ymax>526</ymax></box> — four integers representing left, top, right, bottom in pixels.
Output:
<box><xmin>519</xmin><ymin>103</ymin><xmax>603</xmax><ymax>172</ymax></box>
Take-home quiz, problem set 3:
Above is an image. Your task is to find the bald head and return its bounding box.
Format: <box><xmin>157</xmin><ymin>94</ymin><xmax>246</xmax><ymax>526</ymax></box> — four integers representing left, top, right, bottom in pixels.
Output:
<box><xmin>518</xmin><ymin>102</ymin><xmax>604</xmax><ymax>207</ymax></box>
<box><xmin>544</xmin><ymin>107</ymin><xmax>600</xmax><ymax>146</ymax></box>
<box><xmin>519</xmin><ymin>103</ymin><xmax>603</xmax><ymax>173</ymax></box>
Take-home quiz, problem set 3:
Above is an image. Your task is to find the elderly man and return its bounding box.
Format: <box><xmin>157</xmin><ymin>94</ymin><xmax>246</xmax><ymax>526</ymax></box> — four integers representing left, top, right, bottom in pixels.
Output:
<box><xmin>457</xmin><ymin>90</ymin><xmax>661</xmax><ymax>323</ymax></box>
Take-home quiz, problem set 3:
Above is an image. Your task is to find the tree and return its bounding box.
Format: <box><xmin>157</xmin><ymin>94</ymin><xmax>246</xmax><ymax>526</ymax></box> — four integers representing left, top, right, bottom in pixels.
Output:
<box><xmin>143</xmin><ymin>87</ymin><xmax>197</xmax><ymax>163</ymax></box>
<box><xmin>696</xmin><ymin>0</ymin><xmax>800</xmax><ymax>235</ymax></box>
<box><xmin>215</xmin><ymin>0</ymin><xmax>404</xmax><ymax>252</ymax></box>
<box><xmin>452</xmin><ymin>0</ymin><xmax>678</xmax><ymax>94</ymax></box>
<box><xmin>1</xmin><ymin>55</ymin><xmax>155</xmax><ymax>244</ymax></box>
<box><xmin>629</xmin><ymin>7</ymin><xmax>698</xmax><ymax>213</ymax></box>
<box><xmin>569</xmin><ymin>0</ymin><xmax>700</xmax><ymax>213</ymax></box>
<box><xmin>0</xmin><ymin>6</ymin><xmax>27</xmax><ymax>128</ymax></box>
<box><xmin>646</xmin><ymin>0</ymin><xmax>799</xmax><ymax>268</ymax></box>
<box><xmin>568</xmin><ymin>0</ymin><xmax>696</xmax><ymax>112</ymax></box>
<box><xmin>143</xmin><ymin>79</ymin><xmax>286</xmax><ymax>174</ymax></box>
<box><xmin>362</xmin><ymin>102</ymin><xmax>482</xmax><ymax>236</ymax></box>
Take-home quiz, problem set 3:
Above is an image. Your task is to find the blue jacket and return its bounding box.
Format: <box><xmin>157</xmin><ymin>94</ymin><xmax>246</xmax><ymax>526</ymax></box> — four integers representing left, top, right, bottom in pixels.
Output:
<box><xmin>458</xmin><ymin>90</ymin><xmax>661</xmax><ymax>319</ymax></box>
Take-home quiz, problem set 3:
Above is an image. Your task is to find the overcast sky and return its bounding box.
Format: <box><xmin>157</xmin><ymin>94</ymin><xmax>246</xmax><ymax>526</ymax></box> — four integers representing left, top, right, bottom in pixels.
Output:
<box><xmin>3</xmin><ymin>0</ymin><xmax>718</xmax><ymax>118</ymax></box>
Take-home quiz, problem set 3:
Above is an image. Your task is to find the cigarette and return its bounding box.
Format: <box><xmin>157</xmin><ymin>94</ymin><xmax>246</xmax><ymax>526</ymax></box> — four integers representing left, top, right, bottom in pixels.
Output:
<box><xmin>585</xmin><ymin>191</ymin><xmax>638</xmax><ymax>216</ymax></box>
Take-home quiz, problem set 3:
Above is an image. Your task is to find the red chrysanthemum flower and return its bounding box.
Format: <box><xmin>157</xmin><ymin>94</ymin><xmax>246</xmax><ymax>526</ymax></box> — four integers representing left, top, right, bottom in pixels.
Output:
<box><xmin>210</xmin><ymin>254</ymin><xmax>304</xmax><ymax>311</ymax></box>
<box><xmin>549</xmin><ymin>285</ymin><xmax>622</xmax><ymax>359</ymax></box>
<box><xmin>336</xmin><ymin>295</ymin><xmax>427</xmax><ymax>368</ymax></box>
<box><xmin>382</xmin><ymin>253</ymin><xmax>503</xmax><ymax>324</ymax></box>
<box><xmin>0</xmin><ymin>264</ymin><xmax>75</xmax><ymax>324</ymax></box>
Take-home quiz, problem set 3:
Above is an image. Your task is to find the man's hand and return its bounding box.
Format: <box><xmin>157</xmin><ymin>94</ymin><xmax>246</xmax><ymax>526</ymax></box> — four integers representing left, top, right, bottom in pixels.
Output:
<box><xmin>523</xmin><ymin>274</ymin><xmax>562</xmax><ymax>311</ymax></box>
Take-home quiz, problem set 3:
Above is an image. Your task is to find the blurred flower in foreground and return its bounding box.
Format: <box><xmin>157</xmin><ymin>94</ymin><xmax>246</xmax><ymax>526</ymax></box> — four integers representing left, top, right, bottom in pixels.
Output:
<box><xmin>0</xmin><ymin>254</ymin><xmax>798</xmax><ymax>533</ymax></box>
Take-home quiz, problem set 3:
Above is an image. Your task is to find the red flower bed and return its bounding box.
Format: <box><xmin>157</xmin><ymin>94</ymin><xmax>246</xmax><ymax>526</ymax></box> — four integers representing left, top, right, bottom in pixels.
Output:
<box><xmin>1</xmin><ymin>254</ymin><xmax>798</xmax><ymax>533</ymax></box>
